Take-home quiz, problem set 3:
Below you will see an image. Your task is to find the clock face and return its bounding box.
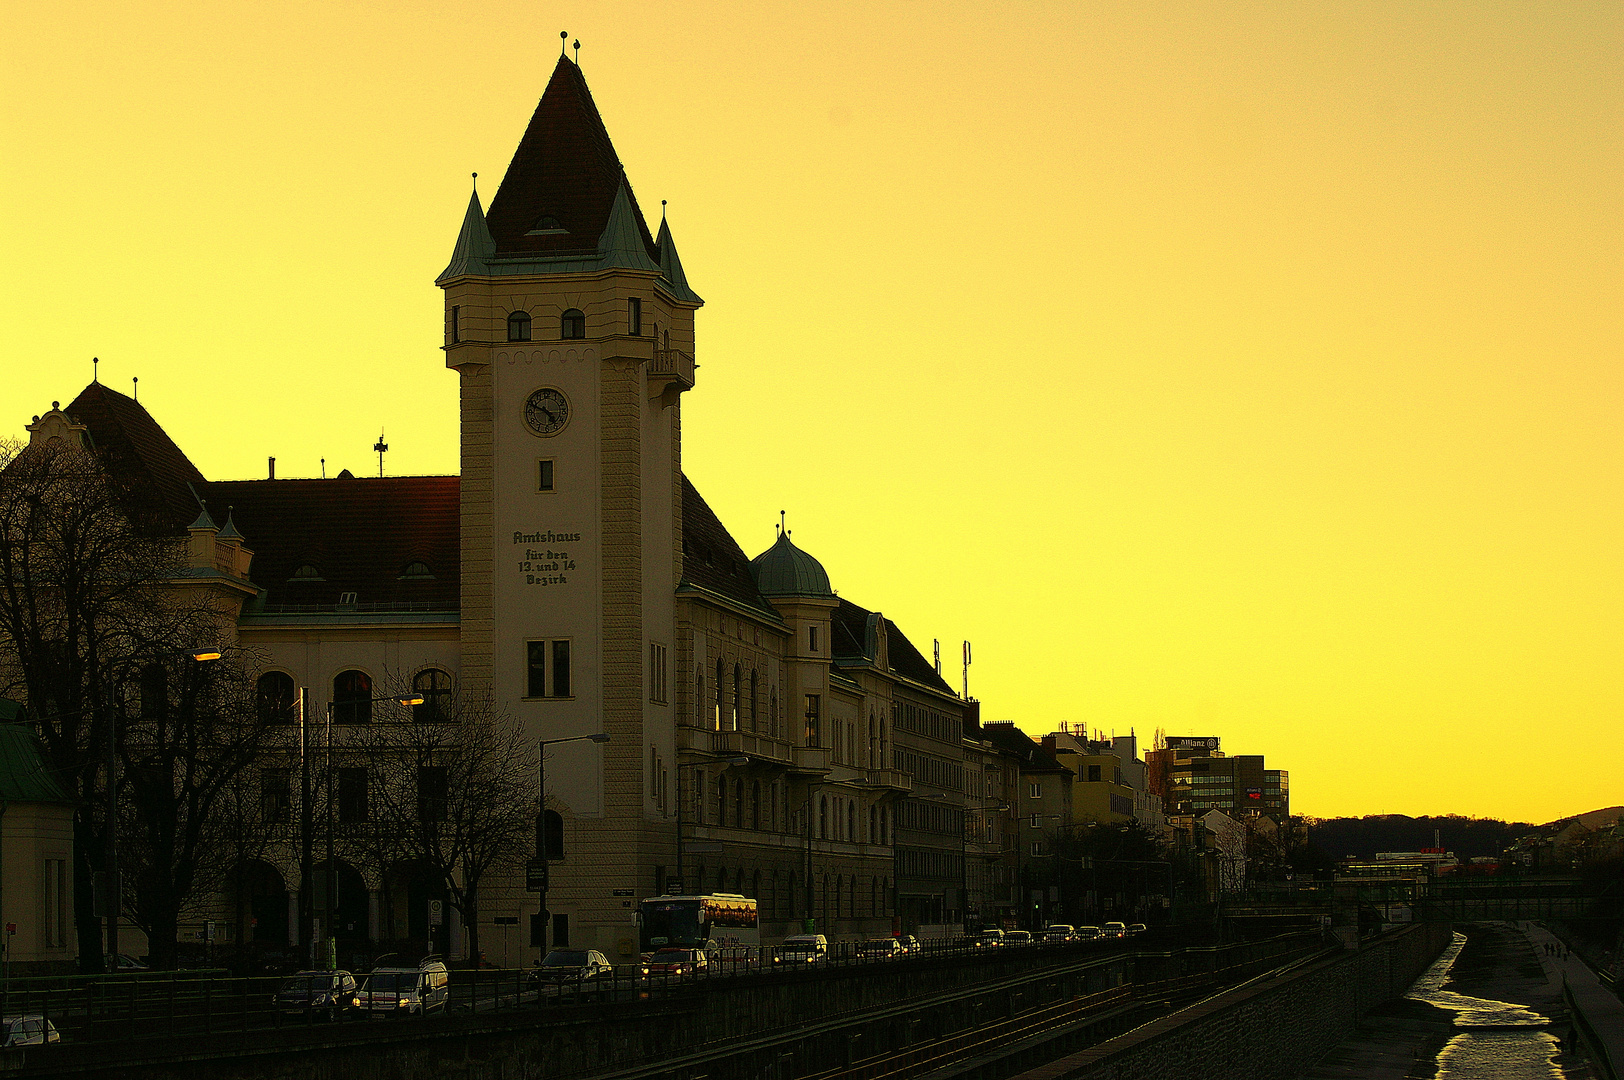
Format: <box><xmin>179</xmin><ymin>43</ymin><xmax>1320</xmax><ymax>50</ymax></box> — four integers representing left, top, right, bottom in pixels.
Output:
<box><xmin>524</xmin><ymin>388</ymin><xmax>570</xmax><ymax>436</ymax></box>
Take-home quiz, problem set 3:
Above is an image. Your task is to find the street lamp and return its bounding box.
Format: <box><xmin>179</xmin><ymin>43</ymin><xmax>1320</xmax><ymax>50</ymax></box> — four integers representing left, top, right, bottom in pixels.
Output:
<box><xmin>104</xmin><ymin>646</ymin><xmax>220</xmax><ymax>969</ymax></box>
<box><xmin>303</xmin><ymin>688</ymin><xmax>422</xmax><ymax>968</ymax></box>
<box><xmin>533</xmin><ymin>733</ymin><xmax>609</xmax><ymax>955</ymax></box>
<box><xmin>674</xmin><ymin>756</ymin><xmax>747</xmax><ymax>892</ymax></box>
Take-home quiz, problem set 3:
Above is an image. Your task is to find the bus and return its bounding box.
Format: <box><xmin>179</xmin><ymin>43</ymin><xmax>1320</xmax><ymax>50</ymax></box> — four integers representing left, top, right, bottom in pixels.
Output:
<box><xmin>637</xmin><ymin>893</ymin><xmax>759</xmax><ymax>961</ymax></box>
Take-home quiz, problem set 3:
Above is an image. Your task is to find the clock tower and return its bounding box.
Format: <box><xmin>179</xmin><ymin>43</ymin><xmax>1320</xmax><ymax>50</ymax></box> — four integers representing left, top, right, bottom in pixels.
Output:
<box><xmin>435</xmin><ymin>55</ymin><xmax>702</xmax><ymax>955</ymax></box>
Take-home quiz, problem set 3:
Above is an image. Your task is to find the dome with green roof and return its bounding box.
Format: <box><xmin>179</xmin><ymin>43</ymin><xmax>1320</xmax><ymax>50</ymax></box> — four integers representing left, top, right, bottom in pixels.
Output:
<box><xmin>750</xmin><ymin>531</ymin><xmax>834</xmax><ymax>598</ymax></box>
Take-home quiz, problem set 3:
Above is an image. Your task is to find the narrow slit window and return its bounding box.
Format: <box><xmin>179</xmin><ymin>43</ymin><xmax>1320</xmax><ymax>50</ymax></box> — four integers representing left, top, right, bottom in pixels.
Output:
<box><xmin>450</xmin><ymin>305</ymin><xmax>460</xmax><ymax>344</ymax></box>
<box><xmin>629</xmin><ymin>297</ymin><xmax>642</xmax><ymax>336</ymax></box>
<box><xmin>538</xmin><ymin>459</ymin><xmax>555</xmax><ymax>492</ymax></box>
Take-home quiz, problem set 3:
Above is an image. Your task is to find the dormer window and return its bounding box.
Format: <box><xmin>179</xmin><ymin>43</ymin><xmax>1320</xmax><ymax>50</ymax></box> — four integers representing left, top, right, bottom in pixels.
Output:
<box><xmin>525</xmin><ymin>215</ymin><xmax>566</xmax><ymax>236</ymax></box>
<box><xmin>290</xmin><ymin>564</ymin><xmax>323</xmax><ymax>582</ymax></box>
<box><xmin>400</xmin><ymin>561</ymin><xmax>434</xmax><ymax>580</ymax></box>
<box><xmin>508</xmin><ymin>311</ymin><xmax>532</xmax><ymax>342</ymax></box>
<box><xmin>561</xmin><ymin>309</ymin><xmax>585</xmax><ymax>340</ymax></box>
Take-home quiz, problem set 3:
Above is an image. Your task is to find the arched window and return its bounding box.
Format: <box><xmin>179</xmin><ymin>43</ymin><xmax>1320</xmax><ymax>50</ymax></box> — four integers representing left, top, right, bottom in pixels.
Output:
<box><xmin>714</xmin><ymin>659</ymin><xmax>724</xmax><ymax>729</ymax></box>
<box><xmin>847</xmin><ymin>802</ymin><xmax>855</xmax><ymax>842</ymax></box>
<box><xmin>716</xmin><ymin>775</ymin><xmax>727</xmax><ymax>826</ymax></box>
<box><xmin>752</xmin><ymin>870</ymin><xmax>762</xmax><ymax>907</ymax></box>
<box><xmin>731</xmin><ymin>665</ymin><xmax>741</xmax><ymax>731</ymax></box>
<box><xmin>412</xmin><ymin>668</ymin><xmax>453</xmax><ymax>723</ymax></box>
<box><xmin>256</xmin><ymin>671</ymin><xmax>296</xmax><ymax>725</ymax></box>
<box><xmin>400</xmin><ymin>560</ymin><xmax>434</xmax><ymax>580</ymax></box>
<box><xmin>290</xmin><ymin>563</ymin><xmax>323</xmax><ymax>581</ymax></box>
<box><xmin>561</xmin><ymin>309</ymin><xmax>585</xmax><ymax>339</ymax></box>
<box><xmin>507</xmin><ymin>311</ymin><xmax>532</xmax><ymax>342</ymax></box>
<box><xmin>870</xmin><ymin>805</ymin><xmax>878</xmax><ymax>844</ymax></box>
<box><xmin>770</xmin><ymin>689</ymin><xmax>778</xmax><ymax>738</ymax></box>
<box><xmin>716</xmin><ymin>866</ymin><xmax>727</xmax><ymax>893</ymax></box>
<box><xmin>818</xmin><ymin>796</ymin><xmax>828</xmax><ymax>841</ymax></box>
<box><xmin>332</xmin><ymin>670</ymin><xmax>372</xmax><ymax>724</ymax></box>
<box><xmin>749</xmin><ymin>670</ymin><xmax>759</xmax><ymax>732</ymax></box>
<box><xmin>734</xmin><ymin>779</ymin><xmax>744</xmax><ymax>826</ymax></box>
<box><xmin>750</xmin><ymin>781</ymin><xmax>761</xmax><ymax>830</ymax></box>
<box><xmin>880</xmin><ymin>807</ymin><xmax>888</xmax><ymax>845</ymax></box>
<box><xmin>696</xmin><ymin>670</ymin><xmax>705</xmax><ymax>725</ymax></box>
<box><xmin>543</xmin><ymin>809</ymin><xmax>564</xmax><ymax>858</ymax></box>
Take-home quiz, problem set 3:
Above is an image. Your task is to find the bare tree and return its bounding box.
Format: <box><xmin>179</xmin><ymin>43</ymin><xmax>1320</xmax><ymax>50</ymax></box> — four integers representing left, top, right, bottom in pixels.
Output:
<box><xmin>362</xmin><ymin>692</ymin><xmax>536</xmax><ymax>965</ymax></box>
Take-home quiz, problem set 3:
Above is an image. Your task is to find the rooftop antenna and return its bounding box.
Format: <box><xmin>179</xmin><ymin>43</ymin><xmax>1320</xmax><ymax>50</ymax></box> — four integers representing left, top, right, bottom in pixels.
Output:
<box><xmin>962</xmin><ymin>640</ymin><xmax>972</xmax><ymax>700</ymax></box>
<box><xmin>92</xmin><ymin>356</ymin><xmax>99</xmax><ymax>383</ymax></box>
<box><xmin>321</xmin><ymin>457</ymin><xmax>326</xmax><ymax>479</ymax></box>
<box><xmin>934</xmin><ymin>639</ymin><xmax>941</xmax><ymax>675</ymax></box>
<box><xmin>573</xmin><ymin>39</ymin><xmax>580</xmax><ymax>66</ymax></box>
<box><xmin>373</xmin><ymin>429</ymin><xmax>389</xmax><ymax>477</ymax></box>
<box><xmin>132</xmin><ymin>376</ymin><xmax>138</xmax><ymax>402</ymax></box>
<box><xmin>560</xmin><ymin>30</ymin><xmax>567</xmax><ymax>58</ymax></box>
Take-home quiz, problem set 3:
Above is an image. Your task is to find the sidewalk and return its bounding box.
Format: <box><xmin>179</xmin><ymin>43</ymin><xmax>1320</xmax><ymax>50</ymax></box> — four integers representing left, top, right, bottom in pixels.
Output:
<box><xmin>1522</xmin><ymin>921</ymin><xmax>1624</xmax><ymax>1077</ymax></box>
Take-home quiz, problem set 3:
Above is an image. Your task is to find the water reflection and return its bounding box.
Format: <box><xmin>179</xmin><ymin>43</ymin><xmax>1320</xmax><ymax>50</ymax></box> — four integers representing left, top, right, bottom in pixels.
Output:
<box><xmin>1408</xmin><ymin>932</ymin><xmax>1560</xmax><ymax>1080</ymax></box>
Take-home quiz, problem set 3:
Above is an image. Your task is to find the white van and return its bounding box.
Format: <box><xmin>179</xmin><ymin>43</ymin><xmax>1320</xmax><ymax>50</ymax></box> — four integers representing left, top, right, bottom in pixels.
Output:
<box><xmin>360</xmin><ymin>956</ymin><xmax>450</xmax><ymax>1016</ymax></box>
<box><xmin>775</xmin><ymin>934</ymin><xmax>828</xmax><ymax>965</ymax></box>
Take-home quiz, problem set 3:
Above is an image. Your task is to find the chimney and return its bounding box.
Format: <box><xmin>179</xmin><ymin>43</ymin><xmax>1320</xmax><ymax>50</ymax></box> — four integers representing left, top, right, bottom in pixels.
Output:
<box><xmin>268</xmin><ymin>456</ymin><xmax>276</xmax><ymax>480</ymax></box>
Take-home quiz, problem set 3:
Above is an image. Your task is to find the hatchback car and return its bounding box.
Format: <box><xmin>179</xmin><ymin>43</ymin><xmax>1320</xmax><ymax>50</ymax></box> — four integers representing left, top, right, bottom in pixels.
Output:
<box><xmin>275</xmin><ymin>971</ymin><xmax>360</xmax><ymax>1019</ymax></box>
<box><xmin>534</xmin><ymin>949</ymin><xmax>614</xmax><ymax>986</ymax></box>
<box><xmin>1</xmin><ymin>1015</ymin><xmax>60</xmax><ymax>1046</ymax></box>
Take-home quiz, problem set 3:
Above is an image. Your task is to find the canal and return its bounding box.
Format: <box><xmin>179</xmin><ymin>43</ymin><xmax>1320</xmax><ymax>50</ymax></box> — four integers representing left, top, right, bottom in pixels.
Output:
<box><xmin>1299</xmin><ymin>921</ymin><xmax>1596</xmax><ymax>1079</ymax></box>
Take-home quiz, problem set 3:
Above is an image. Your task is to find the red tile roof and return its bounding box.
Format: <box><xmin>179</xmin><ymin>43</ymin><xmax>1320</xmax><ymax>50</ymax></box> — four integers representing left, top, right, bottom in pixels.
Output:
<box><xmin>484</xmin><ymin>56</ymin><xmax>659</xmax><ymax>261</ymax></box>
<box><xmin>205</xmin><ymin>476</ymin><xmax>460</xmax><ymax>612</ymax></box>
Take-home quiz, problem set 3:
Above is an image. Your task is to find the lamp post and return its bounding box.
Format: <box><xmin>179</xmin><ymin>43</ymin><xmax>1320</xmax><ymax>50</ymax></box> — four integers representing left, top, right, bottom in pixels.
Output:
<box><xmin>534</xmin><ymin>733</ymin><xmax>609</xmax><ymax>955</ymax></box>
<box><xmin>104</xmin><ymin>647</ymin><xmax>219</xmax><ymax>969</ymax></box>
<box><xmin>314</xmin><ymin>690</ymin><xmax>423</xmax><ymax>969</ymax></box>
<box><xmin>674</xmin><ymin>756</ymin><xmax>747</xmax><ymax>893</ymax></box>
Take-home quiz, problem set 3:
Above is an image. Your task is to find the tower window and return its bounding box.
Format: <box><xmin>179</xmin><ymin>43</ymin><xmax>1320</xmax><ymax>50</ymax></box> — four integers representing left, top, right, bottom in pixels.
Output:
<box><xmin>527</xmin><ymin>639</ymin><xmax>572</xmax><ymax>698</ymax></box>
<box><xmin>629</xmin><ymin>297</ymin><xmax>642</xmax><ymax>336</ymax></box>
<box><xmin>538</xmin><ymin>459</ymin><xmax>554</xmax><ymax>492</ymax></box>
<box><xmin>450</xmin><ymin>305</ymin><xmax>460</xmax><ymax>345</ymax></box>
<box><xmin>508</xmin><ymin>311</ymin><xmax>532</xmax><ymax>342</ymax></box>
<box><xmin>561</xmin><ymin>309</ymin><xmax>585</xmax><ymax>340</ymax></box>
<box><xmin>809</xmin><ymin>625</ymin><xmax>819</xmax><ymax>653</ymax></box>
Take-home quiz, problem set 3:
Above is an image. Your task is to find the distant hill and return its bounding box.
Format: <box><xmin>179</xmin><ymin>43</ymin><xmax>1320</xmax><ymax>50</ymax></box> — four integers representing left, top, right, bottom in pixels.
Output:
<box><xmin>1545</xmin><ymin>807</ymin><xmax>1624</xmax><ymax>831</ymax></box>
<box><xmin>1304</xmin><ymin>814</ymin><xmax>1535</xmax><ymax>861</ymax></box>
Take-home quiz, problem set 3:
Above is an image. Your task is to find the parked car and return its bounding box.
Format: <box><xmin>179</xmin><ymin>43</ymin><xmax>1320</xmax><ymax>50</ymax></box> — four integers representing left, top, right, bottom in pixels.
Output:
<box><xmin>359</xmin><ymin>956</ymin><xmax>450</xmax><ymax>1017</ymax></box>
<box><xmin>1102</xmin><ymin>922</ymin><xmax>1127</xmax><ymax>938</ymax></box>
<box><xmin>533</xmin><ymin>949</ymin><xmax>614</xmax><ymax>987</ymax></box>
<box><xmin>972</xmin><ymin>929</ymin><xmax>1005</xmax><ymax>948</ymax></box>
<box><xmin>775</xmin><ymin>934</ymin><xmax>828</xmax><ymax>965</ymax></box>
<box><xmin>1003</xmin><ymin>931</ymin><xmax>1034</xmax><ymax>946</ymax></box>
<box><xmin>1075</xmin><ymin>926</ymin><xmax>1102</xmax><ymax>941</ymax></box>
<box><xmin>645</xmin><ymin>948</ymin><xmax>707</xmax><ymax>977</ymax></box>
<box><xmin>857</xmin><ymin>938</ymin><xmax>905</xmax><ymax>961</ymax></box>
<box><xmin>274</xmin><ymin>970</ymin><xmax>360</xmax><ymax>1019</ymax></box>
<box><xmin>103</xmin><ymin>953</ymin><xmax>148</xmax><ymax>973</ymax></box>
<box><xmin>1</xmin><ymin>1016</ymin><xmax>60</xmax><ymax>1046</ymax></box>
<box><xmin>1042</xmin><ymin>924</ymin><xmax>1075</xmax><ymax>943</ymax></box>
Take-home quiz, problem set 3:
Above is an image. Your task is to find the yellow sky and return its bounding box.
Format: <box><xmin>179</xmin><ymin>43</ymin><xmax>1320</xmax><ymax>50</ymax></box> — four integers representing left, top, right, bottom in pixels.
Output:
<box><xmin>4</xmin><ymin>2</ymin><xmax>1620</xmax><ymax>822</ymax></box>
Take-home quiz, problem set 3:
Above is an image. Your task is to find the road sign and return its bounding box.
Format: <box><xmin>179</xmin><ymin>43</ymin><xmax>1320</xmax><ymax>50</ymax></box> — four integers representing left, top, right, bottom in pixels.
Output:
<box><xmin>428</xmin><ymin>900</ymin><xmax>444</xmax><ymax>926</ymax></box>
<box><xmin>526</xmin><ymin>858</ymin><xmax>549</xmax><ymax>892</ymax></box>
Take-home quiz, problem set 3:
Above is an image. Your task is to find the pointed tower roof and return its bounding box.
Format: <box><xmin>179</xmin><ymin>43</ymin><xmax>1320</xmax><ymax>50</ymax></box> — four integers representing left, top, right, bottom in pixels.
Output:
<box><xmin>656</xmin><ymin>216</ymin><xmax>703</xmax><ymax>304</ymax></box>
<box><xmin>599</xmin><ymin>179</ymin><xmax>660</xmax><ymax>272</ymax></box>
<box><xmin>484</xmin><ymin>56</ymin><xmax>659</xmax><ymax>263</ymax></box>
<box><xmin>436</xmin><ymin>187</ymin><xmax>496</xmax><ymax>285</ymax></box>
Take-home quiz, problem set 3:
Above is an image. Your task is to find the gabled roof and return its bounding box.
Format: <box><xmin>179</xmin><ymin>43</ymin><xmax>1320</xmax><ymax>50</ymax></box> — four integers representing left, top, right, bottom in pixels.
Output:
<box><xmin>679</xmin><ymin>476</ymin><xmax>779</xmax><ymax>620</ymax></box>
<box><xmin>484</xmin><ymin>56</ymin><xmax>658</xmax><ymax>263</ymax></box>
<box><xmin>982</xmin><ymin>721</ymin><xmax>1070</xmax><ymax>773</ymax></box>
<box><xmin>204</xmin><ymin>475</ymin><xmax>460</xmax><ymax>613</ymax></box>
<box><xmin>62</xmin><ymin>382</ymin><xmax>208</xmax><ymax>535</ymax></box>
<box><xmin>832</xmin><ymin>597</ymin><xmax>957</xmax><ymax>697</ymax></box>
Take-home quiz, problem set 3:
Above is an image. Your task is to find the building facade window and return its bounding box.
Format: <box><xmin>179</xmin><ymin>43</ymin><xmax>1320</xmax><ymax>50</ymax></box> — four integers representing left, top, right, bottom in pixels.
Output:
<box><xmin>538</xmin><ymin>459</ymin><xmax>555</xmax><ymax>492</ymax></box>
<box><xmin>749</xmin><ymin>670</ymin><xmax>758</xmax><ymax>731</ymax></box>
<box><xmin>543</xmin><ymin>809</ymin><xmax>564</xmax><ymax>858</ymax></box>
<box><xmin>43</xmin><ymin>858</ymin><xmax>67</xmax><ymax>948</ymax></box>
<box><xmin>527</xmin><ymin>640</ymin><xmax>572</xmax><ymax>698</ymax></box>
<box><xmin>449</xmin><ymin>305</ymin><xmax>459</xmax><ymax>344</ymax></box>
<box><xmin>731</xmin><ymin>665</ymin><xmax>741</xmax><ymax>730</ymax></box>
<box><xmin>412</xmin><ymin>668</ymin><xmax>453</xmax><ymax>723</ymax></box>
<box><xmin>332</xmin><ymin>670</ymin><xmax>372</xmax><ymax>724</ymax></box>
<box><xmin>508</xmin><ymin>311</ymin><xmax>532</xmax><ymax>342</ymax></box>
<box><xmin>417</xmin><ymin>766</ymin><xmax>449</xmax><ymax>822</ymax></box>
<box><xmin>256</xmin><ymin>671</ymin><xmax>296</xmax><ymax>725</ymax></box>
<box><xmin>629</xmin><ymin>297</ymin><xmax>642</xmax><ymax>335</ymax></box>
<box><xmin>561</xmin><ymin>309</ymin><xmax>585</xmax><ymax>339</ymax></box>
<box><xmin>1028</xmin><ymin>782</ymin><xmax>1040</xmax><ymax>799</ymax></box>
<box><xmin>808</xmin><ymin>625</ymin><xmax>818</xmax><ymax>652</ymax></box>
<box><xmin>714</xmin><ymin>658</ymin><xmax>725</xmax><ymax>728</ymax></box>
<box><xmin>262</xmin><ymin>768</ymin><xmax>292</xmax><ymax>823</ymax></box>
<box><xmin>804</xmin><ymin>694</ymin><xmax>821</xmax><ymax>747</ymax></box>
<box><xmin>650</xmin><ymin>642</ymin><xmax>668</xmax><ymax>704</ymax></box>
<box><xmin>338</xmin><ymin>768</ymin><xmax>369</xmax><ymax>822</ymax></box>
